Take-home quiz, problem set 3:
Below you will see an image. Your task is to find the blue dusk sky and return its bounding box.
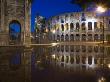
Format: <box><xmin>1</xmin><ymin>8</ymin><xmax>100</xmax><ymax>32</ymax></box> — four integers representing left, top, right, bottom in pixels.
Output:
<box><xmin>31</xmin><ymin>0</ymin><xmax>82</xmax><ymax>31</ymax></box>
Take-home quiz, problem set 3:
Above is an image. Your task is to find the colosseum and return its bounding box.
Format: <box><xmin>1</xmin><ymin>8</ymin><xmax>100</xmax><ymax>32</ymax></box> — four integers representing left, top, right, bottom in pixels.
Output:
<box><xmin>48</xmin><ymin>12</ymin><xmax>110</xmax><ymax>42</ymax></box>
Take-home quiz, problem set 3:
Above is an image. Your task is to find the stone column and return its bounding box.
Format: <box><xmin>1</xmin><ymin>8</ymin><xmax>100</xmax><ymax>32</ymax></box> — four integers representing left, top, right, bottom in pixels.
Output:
<box><xmin>24</xmin><ymin>0</ymin><xmax>31</xmax><ymax>47</ymax></box>
<box><xmin>0</xmin><ymin>0</ymin><xmax>9</xmax><ymax>46</ymax></box>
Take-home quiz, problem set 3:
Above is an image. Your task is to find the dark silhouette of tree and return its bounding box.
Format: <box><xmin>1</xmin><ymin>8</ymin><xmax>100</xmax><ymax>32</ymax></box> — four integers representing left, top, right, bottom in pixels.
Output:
<box><xmin>70</xmin><ymin>0</ymin><xmax>110</xmax><ymax>10</ymax></box>
<box><xmin>28</xmin><ymin>0</ymin><xmax>34</xmax><ymax>3</ymax></box>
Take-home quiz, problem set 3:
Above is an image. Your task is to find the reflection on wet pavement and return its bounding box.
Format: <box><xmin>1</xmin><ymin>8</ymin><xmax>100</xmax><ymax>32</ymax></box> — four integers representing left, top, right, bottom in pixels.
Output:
<box><xmin>0</xmin><ymin>45</ymin><xmax>110</xmax><ymax>82</ymax></box>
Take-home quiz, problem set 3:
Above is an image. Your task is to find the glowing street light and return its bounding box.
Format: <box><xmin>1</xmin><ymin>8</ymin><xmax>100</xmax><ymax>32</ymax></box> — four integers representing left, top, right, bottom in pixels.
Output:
<box><xmin>52</xmin><ymin>54</ymin><xmax>56</xmax><ymax>59</ymax></box>
<box><xmin>52</xmin><ymin>29</ymin><xmax>55</xmax><ymax>34</ymax></box>
<box><xmin>98</xmin><ymin>77</ymin><xmax>106</xmax><ymax>82</ymax></box>
<box><xmin>97</xmin><ymin>6</ymin><xmax>106</xmax><ymax>13</ymax></box>
<box><xmin>108</xmin><ymin>64</ymin><xmax>110</xmax><ymax>68</ymax></box>
<box><xmin>97</xmin><ymin>7</ymin><xmax>107</xmax><ymax>82</ymax></box>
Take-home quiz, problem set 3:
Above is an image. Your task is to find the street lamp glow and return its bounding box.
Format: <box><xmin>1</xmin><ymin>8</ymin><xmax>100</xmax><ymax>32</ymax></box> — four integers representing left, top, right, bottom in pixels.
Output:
<box><xmin>45</xmin><ymin>28</ymin><xmax>48</xmax><ymax>32</ymax></box>
<box><xmin>52</xmin><ymin>30</ymin><xmax>55</xmax><ymax>34</ymax></box>
<box><xmin>97</xmin><ymin>6</ymin><xmax>106</xmax><ymax>13</ymax></box>
<box><xmin>108</xmin><ymin>64</ymin><xmax>110</xmax><ymax>68</ymax></box>
<box><xmin>98</xmin><ymin>77</ymin><xmax>106</xmax><ymax>82</ymax></box>
<box><xmin>52</xmin><ymin>54</ymin><xmax>56</xmax><ymax>59</ymax></box>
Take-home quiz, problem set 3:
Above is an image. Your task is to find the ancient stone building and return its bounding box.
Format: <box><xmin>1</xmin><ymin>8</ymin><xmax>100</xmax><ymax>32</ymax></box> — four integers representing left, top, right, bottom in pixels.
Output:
<box><xmin>48</xmin><ymin>12</ymin><xmax>110</xmax><ymax>42</ymax></box>
<box><xmin>0</xmin><ymin>0</ymin><xmax>31</xmax><ymax>46</ymax></box>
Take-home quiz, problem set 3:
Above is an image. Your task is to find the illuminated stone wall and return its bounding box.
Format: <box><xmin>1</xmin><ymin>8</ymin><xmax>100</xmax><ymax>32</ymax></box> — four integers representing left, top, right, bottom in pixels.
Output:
<box><xmin>0</xmin><ymin>0</ymin><xmax>31</xmax><ymax>46</ymax></box>
<box><xmin>48</xmin><ymin>12</ymin><xmax>110</xmax><ymax>42</ymax></box>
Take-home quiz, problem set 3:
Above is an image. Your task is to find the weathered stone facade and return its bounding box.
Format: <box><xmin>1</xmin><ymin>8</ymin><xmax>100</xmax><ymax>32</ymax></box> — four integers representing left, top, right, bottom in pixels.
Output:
<box><xmin>48</xmin><ymin>12</ymin><xmax>110</xmax><ymax>42</ymax></box>
<box><xmin>0</xmin><ymin>0</ymin><xmax>31</xmax><ymax>46</ymax></box>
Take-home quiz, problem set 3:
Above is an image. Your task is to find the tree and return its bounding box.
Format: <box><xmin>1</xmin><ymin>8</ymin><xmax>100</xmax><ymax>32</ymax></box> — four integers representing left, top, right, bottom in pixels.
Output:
<box><xmin>28</xmin><ymin>0</ymin><xmax>34</xmax><ymax>3</ymax></box>
<box><xmin>70</xmin><ymin>0</ymin><xmax>110</xmax><ymax>10</ymax></box>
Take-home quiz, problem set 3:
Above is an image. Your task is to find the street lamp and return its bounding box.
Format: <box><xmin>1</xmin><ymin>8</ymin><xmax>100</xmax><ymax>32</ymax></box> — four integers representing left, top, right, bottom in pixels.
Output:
<box><xmin>96</xmin><ymin>5</ymin><xmax>106</xmax><ymax>49</ymax></box>
<box><xmin>96</xmin><ymin>6</ymin><xmax>107</xmax><ymax>82</ymax></box>
<box><xmin>97</xmin><ymin>5</ymin><xmax>106</xmax><ymax>46</ymax></box>
<box><xmin>98</xmin><ymin>77</ymin><xmax>106</xmax><ymax>82</ymax></box>
<box><xmin>96</xmin><ymin>5</ymin><xmax>106</xmax><ymax>44</ymax></box>
<box><xmin>97</xmin><ymin>6</ymin><xmax>106</xmax><ymax>13</ymax></box>
<box><xmin>52</xmin><ymin>29</ymin><xmax>55</xmax><ymax>34</ymax></box>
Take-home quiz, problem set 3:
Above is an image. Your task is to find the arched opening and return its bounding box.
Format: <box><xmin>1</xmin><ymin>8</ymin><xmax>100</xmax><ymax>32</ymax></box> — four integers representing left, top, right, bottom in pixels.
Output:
<box><xmin>61</xmin><ymin>55</ymin><xmax>64</xmax><ymax>62</ymax></box>
<box><xmin>88</xmin><ymin>56</ymin><xmax>92</xmax><ymax>65</ymax></box>
<box><xmin>88</xmin><ymin>22</ymin><xmax>92</xmax><ymax>30</ymax></box>
<box><xmin>94</xmin><ymin>46</ymin><xmax>99</xmax><ymax>53</ymax></box>
<box><xmin>76</xmin><ymin>22</ymin><xmax>80</xmax><ymax>31</ymax></box>
<box><xmin>76</xmin><ymin>34</ymin><xmax>80</xmax><ymax>41</ymax></box>
<box><xmin>76</xmin><ymin>55</ymin><xmax>80</xmax><ymax>64</ymax></box>
<box><xmin>82</xmin><ymin>56</ymin><xmax>86</xmax><ymax>64</ymax></box>
<box><xmin>76</xmin><ymin>45</ymin><xmax>80</xmax><ymax>52</ymax></box>
<box><xmin>70</xmin><ymin>23</ymin><xmax>74</xmax><ymax>32</ymax></box>
<box><xmin>61</xmin><ymin>34</ymin><xmax>64</xmax><ymax>41</ymax></box>
<box><xmin>57</xmin><ymin>35</ymin><xmax>60</xmax><ymax>41</ymax></box>
<box><xmin>65</xmin><ymin>45</ymin><xmax>69</xmax><ymax>52</ymax></box>
<box><xmin>57</xmin><ymin>45</ymin><xmax>60</xmax><ymax>52</ymax></box>
<box><xmin>70</xmin><ymin>45</ymin><xmax>74</xmax><ymax>52</ymax></box>
<box><xmin>65</xmin><ymin>23</ymin><xmax>69</xmax><ymax>30</ymax></box>
<box><xmin>61</xmin><ymin>45</ymin><xmax>64</xmax><ymax>52</ymax></box>
<box><xmin>66</xmin><ymin>56</ymin><xmax>69</xmax><ymax>63</ymax></box>
<box><xmin>88</xmin><ymin>46</ymin><xmax>92</xmax><ymax>53</ymax></box>
<box><xmin>82</xmin><ymin>34</ymin><xmax>86</xmax><ymax>41</ymax></box>
<box><xmin>70</xmin><ymin>55</ymin><xmax>74</xmax><ymax>64</ymax></box>
<box><xmin>61</xmin><ymin>24</ymin><xmax>64</xmax><ymax>31</ymax></box>
<box><xmin>70</xmin><ymin>34</ymin><xmax>74</xmax><ymax>41</ymax></box>
<box><xmin>88</xmin><ymin>34</ymin><xmax>92</xmax><ymax>41</ymax></box>
<box><xmin>9</xmin><ymin>20</ymin><xmax>21</xmax><ymax>44</ymax></box>
<box><xmin>81</xmin><ymin>22</ymin><xmax>86</xmax><ymax>31</ymax></box>
<box><xmin>65</xmin><ymin>34</ymin><xmax>69</xmax><ymax>41</ymax></box>
<box><xmin>82</xmin><ymin>45</ymin><xmax>86</xmax><ymax>52</ymax></box>
<box><xmin>94</xmin><ymin>34</ymin><xmax>99</xmax><ymax>41</ymax></box>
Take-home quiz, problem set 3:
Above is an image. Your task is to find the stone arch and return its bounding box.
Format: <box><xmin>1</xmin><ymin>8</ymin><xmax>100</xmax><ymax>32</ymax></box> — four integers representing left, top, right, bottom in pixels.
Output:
<box><xmin>94</xmin><ymin>34</ymin><xmax>99</xmax><ymax>41</ymax></box>
<box><xmin>70</xmin><ymin>23</ymin><xmax>74</xmax><ymax>31</ymax></box>
<box><xmin>61</xmin><ymin>34</ymin><xmax>64</xmax><ymax>41</ymax></box>
<box><xmin>81</xmin><ymin>22</ymin><xmax>86</xmax><ymax>31</ymax></box>
<box><xmin>65</xmin><ymin>34</ymin><xmax>69</xmax><ymax>41</ymax></box>
<box><xmin>70</xmin><ymin>34</ymin><xmax>74</xmax><ymax>41</ymax></box>
<box><xmin>9</xmin><ymin>20</ymin><xmax>21</xmax><ymax>43</ymax></box>
<box><xmin>61</xmin><ymin>24</ymin><xmax>64</xmax><ymax>31</ymax></box>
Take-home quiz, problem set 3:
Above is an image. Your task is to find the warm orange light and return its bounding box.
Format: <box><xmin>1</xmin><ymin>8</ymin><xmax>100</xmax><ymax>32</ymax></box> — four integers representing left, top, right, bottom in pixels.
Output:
<box><xmin>108</xmin><ymin>64</ymin><xmax>110</xmax><ymax>68</ymax></box>
<box><xmin>97</xmin><ymin>6</ymin><xmax>106</xmax><ymax>13</ymax></box>
<box><xmin>52</xmin><ymin>29</ymin><xmax>55</xmax><ymax>34</ymax></box>
<box><xmin>52</xmin><ymin>54</ymin><xmax>56</xmax><ymax>59</ymax></box>
<box><xmin>98</xmin><ymin>77</ymin><xmax>106</xmax><ymax>82</ymax></box>
<box><xmin>45</xmin><ymin>28</ymin><xmax>48</xmax><ymax>32</ymax></box>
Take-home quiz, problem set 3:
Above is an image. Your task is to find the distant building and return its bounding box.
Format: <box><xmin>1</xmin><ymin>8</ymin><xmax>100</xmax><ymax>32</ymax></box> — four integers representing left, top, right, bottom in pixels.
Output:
<box><xmin>48</xmin><ymin>11</ymin><xmax>110</xmax><ymax>42</ymax></box>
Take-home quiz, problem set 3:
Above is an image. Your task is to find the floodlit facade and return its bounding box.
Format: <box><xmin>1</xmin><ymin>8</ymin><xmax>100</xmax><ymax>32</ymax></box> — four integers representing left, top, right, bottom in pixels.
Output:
<box><xmin>48</xmin><ymin>12</ymin><xmax>110</xmax><ymax>42</ymax></box>
<box><xmin>0</xmin><ymin>0</ymin><xmax>31</xmax><ymax>46</ymax></box>
<box><xmin>47</xmin><ymin>12</ymin><xmax>110</xmax><ymax>70</ymax></box>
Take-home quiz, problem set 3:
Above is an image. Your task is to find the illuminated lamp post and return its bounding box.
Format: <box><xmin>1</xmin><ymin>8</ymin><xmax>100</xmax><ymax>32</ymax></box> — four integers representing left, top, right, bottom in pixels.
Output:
<box><xmin>97</xmin><ymin>6</ymin><xmax>107</xmax><ymax>82</ymax></box>
<box><xmin>97</xmin><ymin>6</ymin><xmax>106</xmax><ymax>44</ymax></box>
